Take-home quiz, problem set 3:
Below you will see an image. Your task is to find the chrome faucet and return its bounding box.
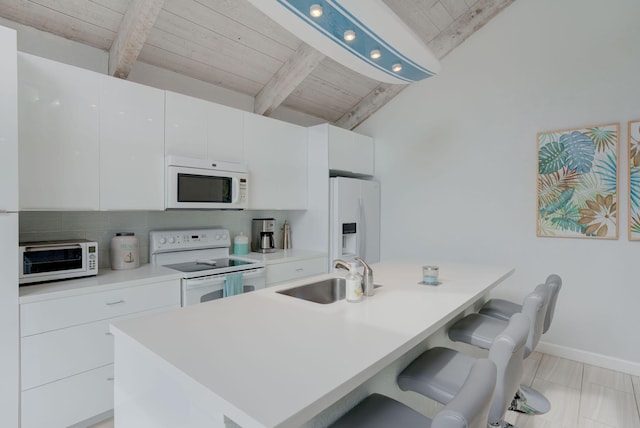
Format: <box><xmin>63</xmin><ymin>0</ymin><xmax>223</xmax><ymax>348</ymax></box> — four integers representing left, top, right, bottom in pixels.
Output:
<box><xmin>355</xmin><ymin>257</ymin><xmax>374</xmax><ymax>296</ymax></box>
<box><xmin>334</xmin><ymin>259</ymin><xmax>351</xmax><ymax>271</ymax></box>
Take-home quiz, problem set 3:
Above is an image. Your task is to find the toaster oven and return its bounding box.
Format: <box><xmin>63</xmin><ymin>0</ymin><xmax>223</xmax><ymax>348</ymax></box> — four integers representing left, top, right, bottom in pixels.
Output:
<box><xmin>19</xmin><ymin>239</ymin><xmax>98</xmax><ymax>285</ymax></box>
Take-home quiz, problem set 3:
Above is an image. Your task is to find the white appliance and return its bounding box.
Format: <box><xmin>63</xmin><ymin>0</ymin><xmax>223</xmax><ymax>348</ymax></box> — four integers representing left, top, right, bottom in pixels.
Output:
<box><xmin>329</xmin><ymin>177</ymin><xmax>380</xmax><ymax>269</ymax></box>
<box><xmin>149</xmin><ymin>228</ymin><xmax>265</xmax><ymax>306</ymax></box>
<box><xmin>0</xmin><ymin>24</ymin><xmax>18</xmax><ymax>427</ymax></box>
<box><xmin>166</xmin><ymin>156</ymin><xmax>249</xmax><ymax>210</ymax></box>
<box><xmin>19</xmin><ymin>239</ymin><xmax>98</xmax><ymax>285</ymax></box>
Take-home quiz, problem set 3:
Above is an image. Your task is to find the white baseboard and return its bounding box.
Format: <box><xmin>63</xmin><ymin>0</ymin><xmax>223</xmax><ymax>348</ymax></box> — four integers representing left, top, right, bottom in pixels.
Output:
<box><xmin>537</xmin><ymin>341</ymin><xmax>640</xmax><ymax>377</ymax></box>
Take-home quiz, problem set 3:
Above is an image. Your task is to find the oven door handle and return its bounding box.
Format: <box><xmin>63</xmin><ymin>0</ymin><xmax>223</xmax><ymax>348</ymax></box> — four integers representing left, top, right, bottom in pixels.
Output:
<box><xmin>24</xmin><ymin>244</ymin><xmax>83</xmax><ymax>251</ymax></box>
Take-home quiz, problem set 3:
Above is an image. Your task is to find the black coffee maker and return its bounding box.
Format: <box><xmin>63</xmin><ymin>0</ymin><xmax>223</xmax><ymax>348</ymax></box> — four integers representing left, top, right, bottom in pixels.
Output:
<box><xmin>251</xmin><ymin>218</ymin><xmax>276</xmax><ymax>253</ymax></box>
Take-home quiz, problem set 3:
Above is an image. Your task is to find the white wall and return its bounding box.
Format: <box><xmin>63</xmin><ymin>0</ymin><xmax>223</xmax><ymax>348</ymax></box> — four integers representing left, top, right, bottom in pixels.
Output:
<box><xmin>358</xmin><ymin>0</ymin><xmax>640</xmax><ymax>373</ymax></box>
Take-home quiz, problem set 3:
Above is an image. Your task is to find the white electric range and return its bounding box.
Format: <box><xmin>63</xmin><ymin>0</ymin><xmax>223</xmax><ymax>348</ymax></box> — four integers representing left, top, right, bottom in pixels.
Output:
<box><xmin>149</xmin><ymin>228</ymin><xmax>265</xmax><ymax>306</ymax></box>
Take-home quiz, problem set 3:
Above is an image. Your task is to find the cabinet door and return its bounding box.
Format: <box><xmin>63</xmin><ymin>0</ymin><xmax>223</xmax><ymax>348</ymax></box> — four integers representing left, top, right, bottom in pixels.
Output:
<box><xmin>165</xmin><ymin>91</ymin><xmax>244</xmax><ymax>163</ymax></box>
<box><xmin>0</xmin><ymin>26</ymin><xmax>17</xmax><ymax>212</ymax></box>
<box><xmin>21</xmin><ymin>364</ymin><xmax>114</xmax><ymax>428</ymax></box>
<box><xmin>18</xmin><ymin>53</ymin><xmax>100</xmax><ymax>210</ymax></box>
<box><xmin>100</xmin><ymin>76</ymin><xmax>165</xmax><ymax>210</ymax></box>
<box><xmin>328</xmin><ymin>125</ymin><xmax>374</xmax><ymax>177</ymax></box>
<box><xmin>0</xmin><ymin>213</ymin><xmax>19</xmax><ymax>428</ymax></box>
<box><xmin>207</xmin><ymin>101</ymin><xmax>244</xmax><ymax>163</ymax></box>
<box><xmin>244</xmin><ymin>113</ymin><xmax>307</xmax><ymax>209</ymax></box>
<box><xmin>165</xmin><ymin>91</ymin><xmax>208</xmax><ymax>159</ymax></box>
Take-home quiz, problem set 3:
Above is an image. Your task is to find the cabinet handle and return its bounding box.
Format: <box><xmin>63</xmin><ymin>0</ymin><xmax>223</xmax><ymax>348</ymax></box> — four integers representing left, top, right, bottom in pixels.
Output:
<box><xmin>107</xmin><ymin>377</ymin><xmax>115</xmax><ymax>382</ymax></box>
<box><xmin>105</xmin><ymin>299</ymin><xmax>125</xmax><ymax>306</ymax></box>
<box><xmin>296</xmin><ymin>268</ymin><xmax>304</xmax><ymax>272</ymax></box>
<box><xmin>105</xmin><ymin>332</ymin><xmax>113</xmax><ymax>336</ymax></box>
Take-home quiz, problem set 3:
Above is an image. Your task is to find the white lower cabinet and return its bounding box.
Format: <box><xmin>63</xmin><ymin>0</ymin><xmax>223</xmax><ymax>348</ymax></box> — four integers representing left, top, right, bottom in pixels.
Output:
<box><xmin>21</xmin><ymin>364</ymin><xmax>115</xmax><ymax>428</ymax></box>
<box><xmin>20</xmin><ymin>280</ymin><xmax>181</xmax><ymax>428</ymax></box>
<box><xmin>266</xmin><ymin>256</ymin><xmax>327</xmax><ymax>286</ymax></box>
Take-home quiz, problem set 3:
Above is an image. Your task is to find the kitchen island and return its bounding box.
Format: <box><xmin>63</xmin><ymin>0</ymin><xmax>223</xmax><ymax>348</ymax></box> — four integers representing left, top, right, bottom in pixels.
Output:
<box><xmin>110</xmin><ymin>260</ymin><xmax>513</xmax><ymax>428</ymax></box>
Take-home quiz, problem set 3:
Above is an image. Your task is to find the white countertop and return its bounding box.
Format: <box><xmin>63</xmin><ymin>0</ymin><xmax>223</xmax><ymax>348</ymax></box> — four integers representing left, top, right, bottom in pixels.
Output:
<box><xmin>112</xmin><ymin>260</ymin><xmax>513</xmax><ymax>428</ymax></box>
<box><xmin>240</xmin><ymin>249</ymin><xmax>327</xmax><ymax>264</ymax></box>
<box><xmin>19</xmin><ymin>264</ymin><xmax>182</xmax><ymax>304</ymax></box>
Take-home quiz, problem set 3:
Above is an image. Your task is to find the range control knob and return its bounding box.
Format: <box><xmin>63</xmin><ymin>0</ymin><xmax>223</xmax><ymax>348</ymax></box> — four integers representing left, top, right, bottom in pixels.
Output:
<box><xmin>168</xmin><ymin>237</ymin><xmax>176</xmax><ymax>244</ymax></box>
<box><xmin>159</xmin><ymin>237</ymin><xmax>167</xmax><ymax>244</ymax></box>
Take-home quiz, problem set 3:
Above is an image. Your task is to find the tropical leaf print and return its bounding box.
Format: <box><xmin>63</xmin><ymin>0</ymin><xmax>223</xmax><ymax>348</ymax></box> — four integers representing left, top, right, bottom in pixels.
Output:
<box><xmin>629</xmin><ymin>122</ymin><xmax>640</xmax><ymax>168</ymax></box>
<box><xmin>540</xmin><ymin>188</ymin><xmax>574</xmax><ymax>217</ymax></box>
<box><xmin>594</xmin><ymin>152</ymin><xmax>617</xmax><ymax>196</ymax></box>
<box><xmin>538</xmin><ymin>132</ymin><xmax>562</xmax><ymax>146</ymax></box>
<box><xmin>537</xmin><ymin>124</ymin><xmax>617</xmax><ymax>239</ymax></box>
<box><xmin>585</xmin><ymin>127</ymin><xmax>617</xmax><ymax>152</ymax></box>
<box><xmin>631</xmin><ymin>214</ymin><xmax>640</xmax><ymax>234</ymax></box>
<box><xmin>561</xmin><ymin>131</ymin><xmax>596</xmax><ymax>173</ymax></box>
<box><xmin>578</xmin><ymin>194</ymin><xmax>616</xmax><ymax>237</ymax></box>
<box><xmin>537</xmin><ymin>167</ymin><xmax>580</xmax><ymax>207</ymax></box>
<box><xmin>631</xmin><ymin>166</ymin><xmax>640</xmax><ymax>208</ymax></box>
<box><xmin>549</xmin><ymin>203</ymin><xmax>584</xmax><ymax>233</ymax></box>
<box><xmin>538</xmin><ymin>141</ymin><xmax>567</xmax><ymax>174</ymax></box>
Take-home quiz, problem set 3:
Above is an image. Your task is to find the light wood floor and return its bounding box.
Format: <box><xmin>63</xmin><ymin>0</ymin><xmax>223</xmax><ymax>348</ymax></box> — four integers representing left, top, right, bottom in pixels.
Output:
<box><xmin>90</xmin><ymin>353</ymin><xmax>640</xmax><ymax>428</ymax></box>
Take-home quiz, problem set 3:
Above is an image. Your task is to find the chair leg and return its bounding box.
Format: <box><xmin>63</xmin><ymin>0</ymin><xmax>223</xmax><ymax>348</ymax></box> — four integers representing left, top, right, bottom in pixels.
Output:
<box><xmin>509</xmin><ymin>385</ymin><xmax>551</xmax><ymax>415</ymax></box>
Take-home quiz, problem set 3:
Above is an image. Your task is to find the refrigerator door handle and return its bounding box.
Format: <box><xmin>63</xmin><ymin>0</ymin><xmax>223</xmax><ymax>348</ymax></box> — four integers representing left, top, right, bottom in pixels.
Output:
<box><xmin>358</xmin><ymin>196</ymin><xmax>366</xmax><ymax>258</ymax></box>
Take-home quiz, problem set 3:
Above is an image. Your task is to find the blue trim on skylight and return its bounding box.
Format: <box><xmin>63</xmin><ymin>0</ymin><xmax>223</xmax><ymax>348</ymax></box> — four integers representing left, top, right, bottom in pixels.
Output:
<box><xmin>276</xmin><ymin>0</ymin><xmax>435</xmax><ymax>82</ymax></box>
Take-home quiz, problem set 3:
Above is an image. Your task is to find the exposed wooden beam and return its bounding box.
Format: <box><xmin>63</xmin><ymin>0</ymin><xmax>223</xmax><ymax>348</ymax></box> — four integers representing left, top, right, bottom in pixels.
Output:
<box><xmin>334</xmin><ymin>83</ymin><xmax>408</xmax><ymax>129</ymax></box>
<box><xmin>427</xmin><ymin>0</ymin><xmax>515</xmax><ymax>59</ymax></box>
<box><xmin>336</xmin><ymin>0</ymin><xmax>515</xmax><ymax>130</ymax></box>
<box><xmin>108</xmin><ymin>0</ymin><xmax>165</xmax><ymax>79</ymax></box>
<box><xmin>254</xmin><ymin>42</ymin><xmax>326</xmax><ymax>116</ymax></box>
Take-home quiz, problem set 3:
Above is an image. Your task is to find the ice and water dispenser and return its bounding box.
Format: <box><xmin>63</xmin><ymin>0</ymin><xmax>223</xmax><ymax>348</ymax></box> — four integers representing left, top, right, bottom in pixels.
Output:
<box><xmin>340</xmin><ymin>222</ymin><xmax>357</xmax><ymax>258</ymax></box>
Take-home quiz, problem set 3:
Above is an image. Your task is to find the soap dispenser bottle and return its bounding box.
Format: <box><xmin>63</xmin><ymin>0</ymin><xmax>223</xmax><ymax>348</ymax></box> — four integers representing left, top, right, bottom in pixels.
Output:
<box><xmin>345</xmin><ymin>263</ymin><xmax>363</xmax><ymax>302</ymax></box>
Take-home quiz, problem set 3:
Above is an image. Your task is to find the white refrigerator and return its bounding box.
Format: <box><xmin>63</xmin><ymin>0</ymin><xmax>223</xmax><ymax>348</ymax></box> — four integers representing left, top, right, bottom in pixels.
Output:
<box><xmin>329</xmin><ymin>177</ymin><xmax>380</xmax><ymax>269</ymax></box>
<box><xmin>0</xmin><ymin>24</ymin><xmax>19</xmax><ymax>428</ymax></box>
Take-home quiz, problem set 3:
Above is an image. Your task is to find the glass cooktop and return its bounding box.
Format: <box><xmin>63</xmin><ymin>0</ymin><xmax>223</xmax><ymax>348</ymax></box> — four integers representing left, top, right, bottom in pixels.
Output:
<box><xmin>163</xmin><ymin>258</ymin><xmax>255</xmax><ymax>273</ymax></box>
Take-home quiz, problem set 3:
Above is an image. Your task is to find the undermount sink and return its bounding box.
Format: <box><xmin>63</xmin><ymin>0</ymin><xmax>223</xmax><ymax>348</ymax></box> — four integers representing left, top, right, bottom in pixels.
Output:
<box><xmin>277</xmin><ymin>278</ymin><xmax>382</xmax><ymax>304</ymax></box>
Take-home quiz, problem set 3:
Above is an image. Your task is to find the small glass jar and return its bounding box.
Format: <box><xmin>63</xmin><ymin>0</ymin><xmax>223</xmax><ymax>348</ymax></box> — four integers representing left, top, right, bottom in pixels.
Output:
<box><xmin>422</xmin><ymin>265</ymin><xmax>439</xmax><ymax>284</ymax></box>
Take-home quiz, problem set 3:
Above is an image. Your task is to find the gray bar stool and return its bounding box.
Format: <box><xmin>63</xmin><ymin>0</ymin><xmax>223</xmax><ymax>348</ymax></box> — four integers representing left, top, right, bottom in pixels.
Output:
<box><xmin>479</xmin><ymin>274</ymin><xmax>562</xmax><ymax>335</ymax></box>
<box><xmin>398</xmin><ymin>313</ymin><xmax>529</xmax><ymax>428</ymax></box>
<box><xmin>329</xmin><ymin>359</ymin><xmax>497</xmax><ymax>428</ymax></box>
<box><xmin>448</xmin><ymin>284</ymin><xmax>550</xmax><ymax>415</ymax></box>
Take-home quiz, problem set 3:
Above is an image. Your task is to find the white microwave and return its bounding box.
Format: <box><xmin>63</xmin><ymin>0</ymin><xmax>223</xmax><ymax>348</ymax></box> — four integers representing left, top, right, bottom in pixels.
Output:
<box><xmin>166</xmin><ymin>156</ymin><xmax>249</xmax><ymax>210</ymax></box>
<box><xmin>19</xmin><ymin>239</ymin><xmax>98</xmax><ymax>285</ymax></box>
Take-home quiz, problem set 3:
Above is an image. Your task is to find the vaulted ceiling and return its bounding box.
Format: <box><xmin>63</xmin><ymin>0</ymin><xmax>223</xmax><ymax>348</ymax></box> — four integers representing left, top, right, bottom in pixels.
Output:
<box><xmin>0</xmin><ymin>0</ymin><xmax>515</xmax><ymax>129</ymax></box>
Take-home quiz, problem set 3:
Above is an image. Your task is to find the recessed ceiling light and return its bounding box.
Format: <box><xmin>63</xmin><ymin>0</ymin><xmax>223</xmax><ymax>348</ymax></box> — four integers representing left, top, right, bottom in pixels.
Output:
<box><xmin>370</xmin><ymin>49</ymin><xmax>381</xmax><ymax>59</ymax></box>
<box><xmin>392</xmin><ymin>63</ymin><xmax>403</xmax><ymax>73</ymax></box>
<box><xmin>310</xmin><ymin>4</ymin><xmax>323</xmax><ymax>18</ymax></box>
<box><xmin>343</xmin><ymin>30</ymin><xmax>356</xmax><ymax>41</ymax></box>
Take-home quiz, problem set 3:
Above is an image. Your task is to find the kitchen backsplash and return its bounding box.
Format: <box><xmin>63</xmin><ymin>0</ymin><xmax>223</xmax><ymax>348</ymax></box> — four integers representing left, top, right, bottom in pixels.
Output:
<box><xmin>19</xmin><ymin>211</ymin><xmax>290</xmax><ymax>269</ymax></box>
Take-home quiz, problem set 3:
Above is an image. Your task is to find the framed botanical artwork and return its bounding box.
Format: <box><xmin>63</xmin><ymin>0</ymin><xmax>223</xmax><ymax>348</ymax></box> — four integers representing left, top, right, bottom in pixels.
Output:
<box><xmin>537</xmin><ymin>123</ymin><xmax>619</xmax><ymax>239</ymax></box>
<box><xmin>629</xmin><ymin>120</ymin><xmax>640</xmax><ymax>240</ymax></box>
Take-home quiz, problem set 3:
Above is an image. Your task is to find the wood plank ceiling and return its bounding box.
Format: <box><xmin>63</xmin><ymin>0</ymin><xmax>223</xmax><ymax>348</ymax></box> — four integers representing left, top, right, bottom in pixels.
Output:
<box><xmin>0</xmin><ymin>0</ymin><xmax>514</xmax><ymax>129</ymax></box>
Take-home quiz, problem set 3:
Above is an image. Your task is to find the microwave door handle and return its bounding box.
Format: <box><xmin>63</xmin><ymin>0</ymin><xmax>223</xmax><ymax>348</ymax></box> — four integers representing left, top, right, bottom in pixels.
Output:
<box><xmin>231</xmin><ymin>177</ymin><xmax>240</xmax><ymax>204</ymax></box>
<box><xmin>24</xmin><ymin>244</ymin><xmax>83</xmax><ymax>252</ymax></box>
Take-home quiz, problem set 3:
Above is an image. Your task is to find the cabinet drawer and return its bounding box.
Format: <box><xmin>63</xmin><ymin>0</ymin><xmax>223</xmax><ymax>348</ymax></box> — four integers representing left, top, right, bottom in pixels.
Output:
<box><xmin>266</xmin><ymin>257</ymin><xmax>327</xmax><ymax>286</ymax></box>
<box><xmin>21</xmin><ymin>280</ymin><xmax>180</xmax><ymax>337</ymax></box>
<box><xmin>21</xmin><ymin>306</ymin><xmax>176</xmax><ymax>390</ymax></box>
<box><xmin>21</xmin><ymin>364</ymin><xmax>114</xmax><ymax>428</ymax></box>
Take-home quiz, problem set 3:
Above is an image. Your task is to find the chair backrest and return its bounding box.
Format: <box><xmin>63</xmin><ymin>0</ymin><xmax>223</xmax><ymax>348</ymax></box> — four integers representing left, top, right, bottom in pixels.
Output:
<box><xmin>431</xmin><ymin>358</ymin><xmax>497</xmax><ymax>428</ymax></box>
<box><xmin>486</xmin><ymin>312</ymin><xmax>529</xmax><ymax>425</ymax></box>
<box><xmin>520</xmin><ymin>284</ymin><xmax>550</xmax><ymax>357</ymax></box>
<box><xmin>543</xmin><ymin>274</ymin><xmax>562</xmax><ymax>333</ymax></box>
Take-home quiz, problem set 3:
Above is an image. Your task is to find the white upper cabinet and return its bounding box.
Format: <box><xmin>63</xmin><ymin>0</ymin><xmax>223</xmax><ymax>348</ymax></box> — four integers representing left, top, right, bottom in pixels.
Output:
<box><xmin>18</xmin><ymin>53</ymin><xmax>100</xmax><ymax>211</ymax></box>
<box><xmin>165</xmin><ymin>91</ymin><xmax>243</xmax><ymax>163</ymax></box>
<box><xmin>327</xmin><ymin>125</ymin><xmax>374</xmax><ymax>177</ymax></box>
<box><xmin>243</xmin><ymin>113</ymin><xmax>307</xmax><ymax>210</ymax></box>
<box><xmin>99</xmin><ymin>76</ymin><xmax>165</xmax><ymax>210</ymax></box>
<box><xmin>0</xmin><ymin>26</ymin><xmax>17</xmax><ymax>212</ymax></box>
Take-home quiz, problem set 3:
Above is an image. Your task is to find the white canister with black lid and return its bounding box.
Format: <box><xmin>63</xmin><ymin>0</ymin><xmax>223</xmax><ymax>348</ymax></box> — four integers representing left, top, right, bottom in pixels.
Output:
<box><xmin>110</xmin><ymin>232</ymin><xmax>140</xmax><ymax>270</ymax></box>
